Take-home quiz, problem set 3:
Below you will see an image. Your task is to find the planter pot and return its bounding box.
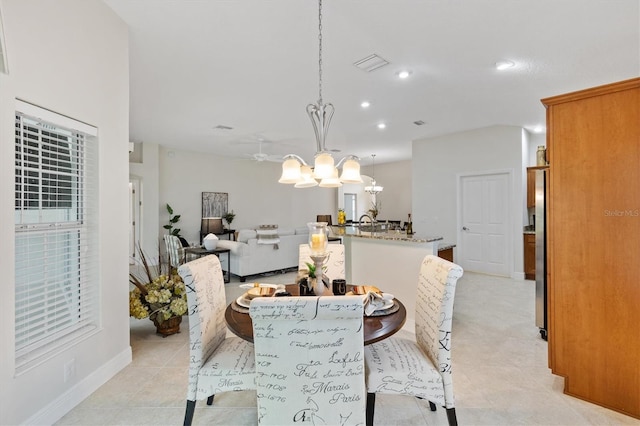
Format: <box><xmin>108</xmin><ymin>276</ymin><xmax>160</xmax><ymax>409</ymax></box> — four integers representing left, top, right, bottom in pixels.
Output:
<box><xmin>152</xmin><ymin>315</ymin><xmax>182</xmax><ymax>337</ymax></box>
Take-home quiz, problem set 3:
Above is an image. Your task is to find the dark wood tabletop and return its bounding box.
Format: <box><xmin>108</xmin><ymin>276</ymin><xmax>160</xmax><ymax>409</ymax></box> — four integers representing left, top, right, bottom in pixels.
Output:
<box><xmin>225</xmin><ymin>284</ymin><xmax>407</xmax><ymax>345</ymax></box>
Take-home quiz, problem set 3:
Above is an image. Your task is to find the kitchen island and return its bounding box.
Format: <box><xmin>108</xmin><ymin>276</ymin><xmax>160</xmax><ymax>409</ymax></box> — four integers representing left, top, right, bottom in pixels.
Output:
<box><xmin>341</xmin><ymin>230</ymin><xmax>443</xmax><ymax>330</ymax></box>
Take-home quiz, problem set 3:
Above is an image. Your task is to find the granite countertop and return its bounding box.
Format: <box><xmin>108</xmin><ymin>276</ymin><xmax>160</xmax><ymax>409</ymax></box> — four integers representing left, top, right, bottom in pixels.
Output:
<box><xmin>345</xmin><ymin>232</ymin><xmax>443</xmax><ymax>243</ymax></box>
<box><xmin>438</xmin><ymin>243</ymin><xmax>457</xmax><ymax>251</ymax></box>
<box><xmin>523</xmin><ymin>225</ymin><xmax>535</xmax><ymax>234</ymax></box>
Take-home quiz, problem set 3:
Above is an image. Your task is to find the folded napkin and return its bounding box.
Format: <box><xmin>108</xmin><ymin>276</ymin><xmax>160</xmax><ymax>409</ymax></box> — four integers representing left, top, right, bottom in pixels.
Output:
<box><xmin>239</xmin><ymin>283</ymin><xmax>286</xmax><ymax>294</ymax></box>
<box><xmin>363</xmin><ymin>292</ymin><xmax>394</xmax><ymax>316</ymax></box>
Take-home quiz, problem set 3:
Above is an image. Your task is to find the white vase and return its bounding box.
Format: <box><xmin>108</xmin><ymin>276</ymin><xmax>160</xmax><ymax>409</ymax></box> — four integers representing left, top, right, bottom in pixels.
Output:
<box><xmin>203</xmin><ymin>233</ymin><xmax>218</xmax><ymax>250</ymax></box>
<box><xmin>312</xmin><ymin>276</ymin><xmax>333</xmax><ymax>296</ymax></box>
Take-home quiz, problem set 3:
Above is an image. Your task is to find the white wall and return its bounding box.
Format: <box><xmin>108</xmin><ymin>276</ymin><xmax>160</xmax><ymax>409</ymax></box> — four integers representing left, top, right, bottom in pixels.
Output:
<box><xmin>130</xmin><ymin>147</ymin><xmax>338</xmax><ymax>248</ymax></box>
<box><xmin>0</xmin><ymin>1</ymin><xmax>130</xmax><ymax>424</ymax></box>
<box><xmin>360</xmin><ymin>160</ymin><xmax>412</xmax><ymax>222</ymax></box>
<box><xmin>412</xmin><ymin>125</ymin><xmax>526</xmax><ymax>277</ymax></box>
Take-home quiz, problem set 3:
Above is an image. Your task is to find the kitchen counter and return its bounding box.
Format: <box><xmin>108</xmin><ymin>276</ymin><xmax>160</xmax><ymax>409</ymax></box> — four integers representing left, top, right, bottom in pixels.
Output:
<box><xmin>345</xmin><ymin>231</ymin><xmax>443</xmax><ymax>244</ymax></box>
<box><xmin>343</xmin><ymin>231</ymin><xmax>443</xmax><ymax>330</ymax></box>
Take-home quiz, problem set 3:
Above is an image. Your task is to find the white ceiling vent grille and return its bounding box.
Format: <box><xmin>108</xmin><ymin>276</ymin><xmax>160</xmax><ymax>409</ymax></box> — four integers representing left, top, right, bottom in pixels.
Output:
<box><xmin>353</xmin><ymin>54</ymin><xmax>390</xmax><ymax>72</ymax></box>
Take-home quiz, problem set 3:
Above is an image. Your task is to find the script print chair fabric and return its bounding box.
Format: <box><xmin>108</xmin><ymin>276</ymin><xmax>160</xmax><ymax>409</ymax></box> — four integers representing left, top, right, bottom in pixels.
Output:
<box><xmin>178</xmin><ymin>256</ymin><xmax>256</xmax><ymax>426</ymax></box>
<box><xmin>364</xmin><ymin>255</ymin><xmax>464</xmax><ymax>426</ymax></box>
<box><xmin>298</xmin><ymin>243</ymin><xmax>346</xmax><ymax>283</ymax></box>
<box><xmin>250</xmin><ymin>296</ymin><xmax>366</xmax><ymax>425</ymax></box>
<box><xmin>165</xmin><ymin>234</ymin><xmax>184</xmax><ymax>269</ymax></box>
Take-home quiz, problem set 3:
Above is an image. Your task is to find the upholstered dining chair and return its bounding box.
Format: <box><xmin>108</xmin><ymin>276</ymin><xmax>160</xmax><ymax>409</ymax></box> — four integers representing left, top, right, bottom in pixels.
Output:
<box><xmin>250</xmin><ymin>296</ymin><xmax>366</xmax><ymax>425</ymax></box>
<box><xmin>298</xmin><ymin>243</ymin><xmax>345</xmax><ymax>283</ymax></box>
<box><xmin>165</xmin><ymin>234</ymin><xmax>184</xmax><ymax>269</ymax></box>
<box><xmin>178</xmin><ymin>256</ymin><xmax>256</xmax><ymax>426</ymax></box>
<box><xmin>316</xmin><ymin>214</ymin><xmax>332</xmax><ymax>225</ymax></box>
<box><xmin>363</xmin><ymin>255</ymin><xmax>464</xmax><ymax>426</ymax></box>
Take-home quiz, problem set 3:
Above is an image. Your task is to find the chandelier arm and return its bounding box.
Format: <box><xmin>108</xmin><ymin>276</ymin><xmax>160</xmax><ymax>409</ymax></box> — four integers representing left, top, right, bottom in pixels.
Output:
<box><xmin>335</xmin><ymin>155</ymin><xmax>360</xmax><ymax>168</ymax></box>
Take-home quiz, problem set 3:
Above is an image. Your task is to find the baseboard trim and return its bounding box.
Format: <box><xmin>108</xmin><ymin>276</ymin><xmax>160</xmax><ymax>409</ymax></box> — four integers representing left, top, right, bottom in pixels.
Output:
<box><xmin>25</xmin><ymin>346</ymin><xmax>132</xmax><ymax>426</ymax></box>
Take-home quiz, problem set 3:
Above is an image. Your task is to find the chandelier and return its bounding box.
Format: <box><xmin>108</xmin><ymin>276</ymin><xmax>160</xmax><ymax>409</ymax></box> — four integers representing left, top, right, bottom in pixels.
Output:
<box><xmin>278</xmin><ymin>0</ymin><xmax>362</xmax><ymax>188</ymax></box>
<box><xmin>364</xmin><ymin>154</ymin><xmax>383</xmax><ymax>194</ymax></box>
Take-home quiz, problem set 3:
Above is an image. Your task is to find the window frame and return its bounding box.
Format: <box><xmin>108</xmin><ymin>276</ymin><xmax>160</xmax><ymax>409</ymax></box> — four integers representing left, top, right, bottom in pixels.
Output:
<box><xmin>14</xmin><ymin>100</ymin><xmax>100</xmax><ymax>373</ymax></box>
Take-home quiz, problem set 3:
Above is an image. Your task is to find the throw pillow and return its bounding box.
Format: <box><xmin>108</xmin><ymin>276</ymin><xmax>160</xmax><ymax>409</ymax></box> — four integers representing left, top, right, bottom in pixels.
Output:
<box><xmin>256</xmin><ymin>224</ymin><xmax>280</xmax><ymax>248</ymax></box>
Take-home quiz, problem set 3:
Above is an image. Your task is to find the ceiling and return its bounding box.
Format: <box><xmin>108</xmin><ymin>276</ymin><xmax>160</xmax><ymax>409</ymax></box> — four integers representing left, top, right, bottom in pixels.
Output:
<box><xmin>105</xmin><ymin>0</ymin><xmax>639</xmax><ymax>166</ymax></box>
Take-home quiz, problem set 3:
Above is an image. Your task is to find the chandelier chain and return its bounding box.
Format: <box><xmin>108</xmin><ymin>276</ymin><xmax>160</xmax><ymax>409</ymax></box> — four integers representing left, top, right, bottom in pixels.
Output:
<box><xmin>318</xmin><ymin>0</ymin><xmax>323</xmax><ymax>103</ymax></box>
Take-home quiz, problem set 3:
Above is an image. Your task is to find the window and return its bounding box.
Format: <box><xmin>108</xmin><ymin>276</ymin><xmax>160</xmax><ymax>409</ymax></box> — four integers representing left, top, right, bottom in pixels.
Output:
<box><xmin>14</xmin><ymin>100</ymin><xmax>99</xmax><ymax>372</ymax></box>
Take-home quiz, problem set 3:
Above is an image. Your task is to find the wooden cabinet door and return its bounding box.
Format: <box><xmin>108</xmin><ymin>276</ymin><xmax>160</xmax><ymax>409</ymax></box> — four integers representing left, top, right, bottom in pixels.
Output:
<box><xmin>526</xmin><ymin>168</ymin><xmax>536</xmax><ymax>208</ymax></box>
<box><xmin>542</xmin><ymin>78</ymin><xmax>640</xmax><ymax>419</ymax></box>
<box><xmin>523</xmin><ymin>233</ymin><xmax>535</xmax><ymax>280</ymax></box>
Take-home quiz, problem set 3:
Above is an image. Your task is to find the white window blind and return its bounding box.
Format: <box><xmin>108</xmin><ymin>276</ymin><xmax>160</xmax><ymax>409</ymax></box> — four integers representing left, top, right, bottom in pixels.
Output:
<box><xmin>14</xmin><ymin>100</ymin><xmax>99</xmax><ymax>373</ymax></box>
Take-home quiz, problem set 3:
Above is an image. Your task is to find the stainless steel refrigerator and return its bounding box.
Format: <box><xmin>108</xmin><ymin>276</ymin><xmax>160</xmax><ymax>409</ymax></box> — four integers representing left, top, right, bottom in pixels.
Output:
<box><xmin>535</xmin><ymin>168</ymin><xmax>548</xmax><ymax>340</ymax></box>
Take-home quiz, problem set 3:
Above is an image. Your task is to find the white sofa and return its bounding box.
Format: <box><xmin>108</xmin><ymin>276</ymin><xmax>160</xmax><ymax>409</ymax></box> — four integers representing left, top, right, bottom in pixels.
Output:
<box><xmin>216</xmin><ymin>226</ymin><xmax>309</xmax><ymax>282</ymax></box>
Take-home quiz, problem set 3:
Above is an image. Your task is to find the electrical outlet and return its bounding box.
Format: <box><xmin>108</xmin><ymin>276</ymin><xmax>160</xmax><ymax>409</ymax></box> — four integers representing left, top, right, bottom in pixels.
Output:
<box><xmin>64</xmin><ymin>358</ymin><xmax>76</xmax><ymax>382</ymax></box>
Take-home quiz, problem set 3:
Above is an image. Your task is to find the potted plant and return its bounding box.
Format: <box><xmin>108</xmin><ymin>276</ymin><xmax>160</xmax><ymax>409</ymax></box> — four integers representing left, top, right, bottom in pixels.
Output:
<box><xmin>368</xmin><ymin>201</ymin><xmax>381</xmax><ymax>221</ymax></box>
<box><xmin>129</xmin><ymin>247</ymin><xmax>188</xmax><ymax>337</ymax></box>
<box><xmin>223</xmin><ymin>210</ymin><xmax>236</xmax><ymax>229</ymax></box>
<box><xmin>163</xmin><ymin>203</ymin><xmax>182</xmax><ymax>237</ymax></box>
<box><xmin>297</xmin><ymin>259</ymin><xmax>331</xmax><ymax>296</ymax></box>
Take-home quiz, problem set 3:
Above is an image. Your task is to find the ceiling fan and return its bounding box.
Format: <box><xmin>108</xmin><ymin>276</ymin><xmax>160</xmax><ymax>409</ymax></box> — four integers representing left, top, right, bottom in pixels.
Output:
<box><xmin>241</xmin><ymin>138</ymin><xmax>283</xmax><ymax>163</ymax></box>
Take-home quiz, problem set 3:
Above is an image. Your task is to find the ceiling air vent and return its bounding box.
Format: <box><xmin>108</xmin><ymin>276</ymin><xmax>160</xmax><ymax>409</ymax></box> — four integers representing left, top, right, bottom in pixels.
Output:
<box><xmin>353</xmin><ymin>54</ymin><xmax>390</xmax><ymax>72</ymax></box>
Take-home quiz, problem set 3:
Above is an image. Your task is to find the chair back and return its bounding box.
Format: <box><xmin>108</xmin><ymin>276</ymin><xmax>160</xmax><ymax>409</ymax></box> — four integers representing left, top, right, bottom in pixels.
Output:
<box><xmin>298</xmin><ymin>243</ymin><xmax>345</xmax><ymax>282</ymax></box>
<box><xmin>178</xmin><ymin>256</ymin><xmax>229</xmax><ymax>399</ymax></box>
<box><xmin>165</xmin><ymin>234</ymin><xmax>182</xmax><ymax>268</ymax></box>
<box><xmin>316</xmin><ymin>214</ymin><xmax>332</xmax><ymax>225</ymax></box>
<box><xmin>250</xmin><ymin>296</ymin><xmax>365</xmax><ymax>425</ymax></box>
<box><xmin>414</xmin><ymin>255</ymin><xmax>463</xmax><ymax>405</ymax></box>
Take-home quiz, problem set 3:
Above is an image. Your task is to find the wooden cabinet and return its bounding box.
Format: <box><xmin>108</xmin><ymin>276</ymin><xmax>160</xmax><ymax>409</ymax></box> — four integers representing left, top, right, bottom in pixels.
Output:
<box><xmin>526</xmin><ymin>167</ymin><xmax>536</xmax><ymax>208</ymax></box>
<box><xmin>523</xmin><ymin>233</ymin><xmax>535</xmax><ymax>280</ymax></box>
<box><xmin>526</xmin><ymin>166</ymin><xmax>547</xmax><ymax>208</ymax></box>
<box><xmin>542</xmin><ymin>78</ymin><xmax>640</xmax><ymax>419</ymax></box>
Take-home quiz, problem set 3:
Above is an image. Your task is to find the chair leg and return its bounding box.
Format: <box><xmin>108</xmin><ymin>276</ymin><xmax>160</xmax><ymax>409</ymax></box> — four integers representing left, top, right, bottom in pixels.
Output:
<box><xmin>184</xmin><ymin>400</ymin><xmax>196</xmax><ymax>426</ymax></box>
<box><xmin>429</xmin><ymin>401</ymin><xmax>437</xmax><ymax>411</ymax></box>
<box><xmin>366</xmin><ymin>392</ymin><xmax>376</xmax><ymax>426</ymax></box>
<box><xmin>207</xmin><ymin>395</ymin><xmax>214</xmax><ymax>405</ymax></box>
<box><xmin>446</xmin><ymin>407</ymin><xmax>458</xmax><ymax>426</ymax></box>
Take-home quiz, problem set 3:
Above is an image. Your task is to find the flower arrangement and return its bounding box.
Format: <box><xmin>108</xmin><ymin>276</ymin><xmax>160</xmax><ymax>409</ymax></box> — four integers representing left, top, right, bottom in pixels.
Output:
<box><xmin>368</xmin><ymin>200</ymin><xmax>381</xmax><ymax>220</ymax></box>
<box><xmin>129</xmin><ymin>248</ymin><xmax>187</xmax><ymax>325</ymax></box>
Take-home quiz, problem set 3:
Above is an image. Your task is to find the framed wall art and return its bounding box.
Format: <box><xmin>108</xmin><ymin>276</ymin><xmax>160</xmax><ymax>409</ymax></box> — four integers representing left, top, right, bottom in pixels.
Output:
<box><xmin>202</xmin><ymin>192</ymin><xmax>228</xmax><ymax>218</ymax></box>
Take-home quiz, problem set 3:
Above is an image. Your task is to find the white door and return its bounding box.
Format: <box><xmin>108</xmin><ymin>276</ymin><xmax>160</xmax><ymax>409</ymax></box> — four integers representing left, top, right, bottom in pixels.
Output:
<box><xmin>459</xmin><ymin>172</ymin><xmax>510</xmax><ymax>276</ymax></box>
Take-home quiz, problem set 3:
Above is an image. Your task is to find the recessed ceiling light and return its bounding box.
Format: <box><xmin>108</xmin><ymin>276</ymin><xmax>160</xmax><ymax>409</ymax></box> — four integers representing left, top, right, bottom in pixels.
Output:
<box><xmin>377</xmin><ymin>123</ymin><xmax>386</xmax><ymax>129</ymax></box>
<box><xmin>361</xmin><ymin>101</ymin><xmax>371</xmax><ymax>108</ymax></box>
<box><xmin>397</xmin><ymin>70</ymin><xmax>412</xmax><ymax>79</ymax></box>
<box><xmin>495</xmin><ymin>60</ymin><xmax>515</xmax><ymax>71</ymax></box>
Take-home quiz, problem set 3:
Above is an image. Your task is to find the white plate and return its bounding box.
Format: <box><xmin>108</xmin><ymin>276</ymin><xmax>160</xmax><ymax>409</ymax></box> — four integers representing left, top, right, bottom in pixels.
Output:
<box><xmin>376</xmin><ymin>299</ymin><xmax>394</xmax><ymax>312</ymax></box>
<box><xmin>236</xmin><ymin>294</ymin><xmax>251</xmax><ymax>308</ymax></box>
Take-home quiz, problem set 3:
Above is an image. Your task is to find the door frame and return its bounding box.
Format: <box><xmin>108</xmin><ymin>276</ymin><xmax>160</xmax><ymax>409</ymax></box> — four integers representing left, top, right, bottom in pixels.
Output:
<box><xmin>129</xmin><ymin>175</ymin><xmax>142</xmax><ymax>263</ymax></box>
<box><xmin>456</xmin><ymin>169</ymin><xmax>514</xmax><ymax>277</ymax></box>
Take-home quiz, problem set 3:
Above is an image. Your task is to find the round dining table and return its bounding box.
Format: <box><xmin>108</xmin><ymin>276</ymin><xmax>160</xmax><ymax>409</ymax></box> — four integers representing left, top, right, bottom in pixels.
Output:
<box><xmin>225</xmin><ymin>284</ymin><xmax>407</xmax><ymax>345</ymax></box>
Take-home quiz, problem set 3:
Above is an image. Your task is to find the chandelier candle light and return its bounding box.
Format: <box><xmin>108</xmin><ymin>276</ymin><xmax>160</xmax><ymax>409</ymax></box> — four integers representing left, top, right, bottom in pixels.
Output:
<box><xmin>364</xmin><ymin>154</ymin><xmax>383</xmax><ymax>194</ymax></box>
<box><xmin>278</xmin><ymin>0</ymin><xmax>363</xmax><ymax>188</ymax></box>
<box><xmin>307</xmin><ymin>221</ymin><xmax>332</xmax><ymax>296</ymax></box>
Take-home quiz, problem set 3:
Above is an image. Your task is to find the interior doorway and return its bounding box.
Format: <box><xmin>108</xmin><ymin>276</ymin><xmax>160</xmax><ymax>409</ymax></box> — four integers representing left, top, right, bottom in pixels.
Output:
<box><xmin>343</xmin><ymin>193</ymin><xmax>357</xmax><ymax>222</ymax></box>
<box><xmin>129</xmin><ymin>177</ymin><xmax>142</xmax><ymax>263</ymax></box>
<box><xmin>458</xmin><ymin>171</ymin><xmax>511</xmax><ymax>276</ymax></box>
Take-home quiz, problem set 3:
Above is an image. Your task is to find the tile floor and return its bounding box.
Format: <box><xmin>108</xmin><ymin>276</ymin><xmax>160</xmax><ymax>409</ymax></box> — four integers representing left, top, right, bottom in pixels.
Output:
<box><xmin>56</xmin><ymin>271</ymin><xmax>639</xmax><ymax>425</ymax></box>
